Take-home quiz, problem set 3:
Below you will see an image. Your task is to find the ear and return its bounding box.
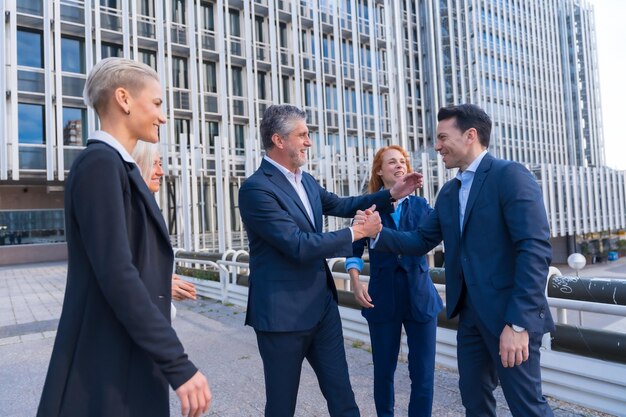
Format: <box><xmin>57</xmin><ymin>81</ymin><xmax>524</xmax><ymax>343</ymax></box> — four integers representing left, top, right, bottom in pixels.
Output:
<box><xmin>271</xmin><ymin>133</ymin><xmax>283</xmax><ymax>149</ymax></box>
<box><xmin>465</xmin><ymin>127</ymin><xmax>478</xmax><ymax>144</ymax></box>
<box><xmin>113</xmin><ymin>87</ymin><xmax>131</xmax><ymax>114</ymax></box>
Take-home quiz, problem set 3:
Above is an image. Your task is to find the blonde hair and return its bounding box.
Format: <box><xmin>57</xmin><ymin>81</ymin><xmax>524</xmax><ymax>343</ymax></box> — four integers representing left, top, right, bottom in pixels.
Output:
<box><xmin>368</xmin><ymin>145</ymin><xmax>413</xmax><ymax>193</ymax></box>
<box><xmin>83</xmin><ymin>57</ymin><xmax>159</xmax><ymax>116</ymax></box>
<box><xmin>131</xmin><ymin>141</ymin><xmax>161</xmax><ymax>186</ymax></box>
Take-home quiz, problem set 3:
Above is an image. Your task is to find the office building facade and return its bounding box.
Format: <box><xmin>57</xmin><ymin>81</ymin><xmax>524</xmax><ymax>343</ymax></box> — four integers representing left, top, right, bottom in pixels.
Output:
<box><xmin>1</xmin><ymin>0</ymin><xmax>624</xmax><ymax>261</ymax></box>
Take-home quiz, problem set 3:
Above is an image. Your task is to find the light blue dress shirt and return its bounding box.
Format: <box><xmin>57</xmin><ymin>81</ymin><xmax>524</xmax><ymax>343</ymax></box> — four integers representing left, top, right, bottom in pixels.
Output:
<box><xmin>456</xmin><ymin>150</ymin><xmax>488</xmax><ymax>231</ymax></box>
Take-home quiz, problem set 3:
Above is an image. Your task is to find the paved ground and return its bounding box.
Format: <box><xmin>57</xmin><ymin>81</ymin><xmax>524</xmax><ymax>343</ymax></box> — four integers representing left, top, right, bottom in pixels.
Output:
<box><xmin>0</xmin><ymin>261</ymin><xmax>620</xmax><ymax>417</ymax></box>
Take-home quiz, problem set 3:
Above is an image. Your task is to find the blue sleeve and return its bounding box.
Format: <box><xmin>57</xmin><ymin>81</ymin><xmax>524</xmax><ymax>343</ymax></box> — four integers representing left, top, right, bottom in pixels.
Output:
<box><xmin>345</xmin><ymin>257</ymin><xmax>364</xmax><ymax>272</ymax></box>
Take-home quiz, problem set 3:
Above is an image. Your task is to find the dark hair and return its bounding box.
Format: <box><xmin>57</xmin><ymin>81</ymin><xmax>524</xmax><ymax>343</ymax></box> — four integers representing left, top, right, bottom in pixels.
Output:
<box><xmin>260</xmin><ymin>105</ymin><xmax>307</xmax><ymax>151</ymax></box>
<box><xmin>437</xmin><ymin>104</ymin><xmax>492</xmax><ymax>147</ymax></box>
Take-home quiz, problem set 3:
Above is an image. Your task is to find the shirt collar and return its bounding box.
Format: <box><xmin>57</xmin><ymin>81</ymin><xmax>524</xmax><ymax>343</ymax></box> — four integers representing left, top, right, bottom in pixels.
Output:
<box><xmin>264</xmin><ymin>155</ymin><xmax>304</xmax><ymax>181</ymax></box>
<box><xmin>456</xmin><ymin>150</ymin><xmax>488</xmax><ymax>180</ymax></box>
<box><xmin>87</xmin><ymin>130</ymin><xmax>136</xmax><ymax>164</ymax></box>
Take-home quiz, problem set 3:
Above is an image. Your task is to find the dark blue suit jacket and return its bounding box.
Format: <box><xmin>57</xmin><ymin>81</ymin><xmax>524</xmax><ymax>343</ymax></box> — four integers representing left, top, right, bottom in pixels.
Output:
<box><xmin>352</xmin><ymin>196</ymin><xmax>442</xmax><ymax>323</ymax></box>
<box><xmin>238</xmin><ymin>158</ymin><xmax>395</xmax><ymax>332</ymax></box>
<box><xmin>377</xmin><ymin>154</ymin><xmax>555</xmax><ymax>337</ymax></box>
<box><xmin>38</xmin><ymin>142</ymin><xmax>197</xmax><ymax>417</ymax></box>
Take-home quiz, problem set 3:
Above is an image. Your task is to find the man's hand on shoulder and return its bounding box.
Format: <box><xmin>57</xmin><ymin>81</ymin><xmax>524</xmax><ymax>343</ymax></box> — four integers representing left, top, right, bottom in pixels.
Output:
<box><xmin>499</xmin><ymin>325</ymin><xmax>529</xmax><ymax>368</ymax></box>
<box><xmin>389</xmin><ymin>172</ymin><xmax>423</xmax><ymax>200</ymax></box>
<box><xmin>175</xmin><ymin>371</ymin><xmax>212</xmax><ymax>417</ymax></box>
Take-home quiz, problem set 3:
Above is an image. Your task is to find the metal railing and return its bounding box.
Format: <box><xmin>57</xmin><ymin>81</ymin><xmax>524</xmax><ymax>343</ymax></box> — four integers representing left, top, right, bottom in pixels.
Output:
<box><xmin>173</xmin><ymin>251</ymin><xmax>626</xmax><ymax>416</ymax></box>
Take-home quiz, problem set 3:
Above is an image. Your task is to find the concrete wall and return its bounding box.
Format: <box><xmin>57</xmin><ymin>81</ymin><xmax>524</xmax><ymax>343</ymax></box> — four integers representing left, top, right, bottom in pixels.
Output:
<box><xmin>0</xmin><ymin>185</ymin><xmax>64</xmax><ymax>210</ymax></box>
<box><xmin>0</xmin><ymin>243</ymin><xmax>67</xmax><ymax>266</ymax></box>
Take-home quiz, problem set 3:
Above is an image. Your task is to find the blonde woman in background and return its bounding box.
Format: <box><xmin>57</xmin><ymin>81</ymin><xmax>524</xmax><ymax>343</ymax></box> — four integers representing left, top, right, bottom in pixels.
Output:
<box><xmin>132</xmin><ymin>141</ymin><xmax>197</xmax><ymax>302</ymax></box>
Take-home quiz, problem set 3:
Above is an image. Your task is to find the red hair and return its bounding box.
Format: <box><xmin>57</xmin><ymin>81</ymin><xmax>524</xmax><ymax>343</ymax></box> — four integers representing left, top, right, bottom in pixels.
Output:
<box><xmin>368</xmin><ymin>145</ymin><xmax>412</xmax><ymax>193</ymax></box>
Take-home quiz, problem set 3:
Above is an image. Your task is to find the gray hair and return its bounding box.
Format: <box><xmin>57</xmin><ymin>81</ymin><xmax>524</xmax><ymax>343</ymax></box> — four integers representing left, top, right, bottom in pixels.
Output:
<box><xmin>260</xmin><ymin>105</ymin><xmax>307</xmax><ymax>151</ymax></box>
<box><xmin>83</xmin><ymin>57</ymin><xmax>159</xmax><ymax>116</ymax></box>
<box><xmin>131</xmin><ymin>141</ymin><xmax>161</xmax><ymax>186</ymax></box>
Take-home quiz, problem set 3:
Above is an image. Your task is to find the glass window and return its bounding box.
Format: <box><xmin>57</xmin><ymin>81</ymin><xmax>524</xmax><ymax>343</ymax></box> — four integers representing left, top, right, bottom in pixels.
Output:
<box><xmin>279</xmin><ymin>23</ymin><xmax>288</xmax><ymax>48</ymax></box>
<box><xmin>18</xmin><ymin>103</ymin><xmax>45</xmax><ymax>144</ymax></box>
<box><xmin>255</xmin><ymin>15</ymin><xmax>264</xmax><ymax>42</ymax></box>
<box><xmin>174</xmin><ymin>118</ymin><xmax>190</xmax><ymax>148</ymax></box>
<box><xmin>234</xmin><ymin>124</ymin><xmax>244</xmax><ymax>155</ymax></box>
<box><xmin>257</xmin><ymin>71</ymin><xmax>266</xmax><ymax>100</ymax></box>
<box><xmin>173</xmin><ymin>57</ymin><xmax>188</xmax><ymax>89</ymax></box>
<box><xmin>139</xmin><ymin>0</ymin><xmax>154</xmax><ymax>16</ymax></box>
<box><xmin>282</xmin><ymin>76</ymin><xmax>290</xmax><ymax>103</ymax></box>
<box><xmin>63</xmin><ymin>107</ymin><xmax>87</xmax><ymax>146</ymax></box>
<box><xmin>61</xmin><ymin>37</ymin><xmax>86</xmax><ymax>73</ymax></box>
<box><xmin>17</xmin><ymin>0</ymin><xmax>43</xmax><ymax>16</ymax></box>
<box><xmin>204</xmin><ymin>61</ymin><xmax>217</xmax><ymax>93</ymax></box>
<box><xmin>101</xmin><ymin>42</ymin><xmax>123</xmax><ymax>58</ymax></box>
<box><xmin>100</xmin><ymin>0</ymin><xmax>120</xmax><ymax>7</ymax></box>
<box><xmin>173</xmin><ymin>0</ymin><xmax>185</xmax><ymax>24</ymax></box>
<box><xmin>0</xmin><ymin>209</ymin><xmax>66</xmax><ymax>246</ymax></box>
<box><xmin>202</xmin><ymin>2</ymin><xmax>215</xmax><ymax>31</ymax></box>
<box><xmin>204</xmin><ymin>120</ymin><xmax>219</xmax><ymax>153</ymax></box>
<box><xmin>232</xmin><ymin>66</ymin><xmax>243</xmax><ymax>96</ymax></box>
<box><xmin>139</xmin><ymin>49</ymin><xmax>157</xmax><ymax>70</ymax></box>
<box><xmin>17</xmin><ymin>30</ymin><xmax>43</xmax><ymax>68</ymax></box>
<box><xmin>229</xmin><ymin>9</ymin><xmax>240</xmax><ymax>36</ymax></box>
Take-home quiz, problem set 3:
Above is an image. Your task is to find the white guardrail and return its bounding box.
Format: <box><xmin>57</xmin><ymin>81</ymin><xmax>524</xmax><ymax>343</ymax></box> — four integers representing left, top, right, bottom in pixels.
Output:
<box><xmin>174</xmin><ymin>252</ymin><xmax>626</xmax><ymax>416</ymax></box>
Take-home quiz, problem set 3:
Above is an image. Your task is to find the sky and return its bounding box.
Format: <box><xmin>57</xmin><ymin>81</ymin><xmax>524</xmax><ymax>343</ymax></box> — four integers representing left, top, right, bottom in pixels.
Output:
<box><xmin>590</xmin><ymin>0</ymin><xmax>626</xmax><ymax>170</ymax></box>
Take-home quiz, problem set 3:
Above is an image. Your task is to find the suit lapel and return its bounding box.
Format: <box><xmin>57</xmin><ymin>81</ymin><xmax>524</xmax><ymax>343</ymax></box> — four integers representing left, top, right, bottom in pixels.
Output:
<box><xmin>461</xmin><ymin>154</ymin><xmax>492</xmax><ymax>232</ymax></box>
<box><xmin>261</xmin><ymin>160</ymin><xmax>316</xmax><ymax>230</ymax></box>
<box><xmin>127</xmin><ymin>163</ymin><xmax>171</xmax><ymax>243</ymax></box>
<box><xmin>301</xmin><ymin>174</ymin><xmax>321</xmax><ymax>231</ymax></box>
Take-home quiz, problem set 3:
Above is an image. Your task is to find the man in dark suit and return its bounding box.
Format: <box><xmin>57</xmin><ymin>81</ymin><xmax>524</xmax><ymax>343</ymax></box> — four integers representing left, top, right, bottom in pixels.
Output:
<box><xmin>359</xmin><ymin>104</ymin><xmax>555</xmax><ymax>417</ymax></box>
<box><xmin>37</xmin><ymin>58</ymin><xmax>209</xmax><ymax>417</ymax></box>
<box><xmin>238</xmin><ymin>105</ymin><xmax>421</xmax><ymax>417</ymax></box>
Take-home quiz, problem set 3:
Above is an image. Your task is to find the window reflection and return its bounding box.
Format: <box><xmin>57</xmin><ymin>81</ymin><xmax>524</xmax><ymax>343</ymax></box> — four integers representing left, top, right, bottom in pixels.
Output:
<box><xmin>61</xmin><ymin>37</ymin><xmax>86</xmax><ymax>73</ymax></box>
<box><xmin>18</xmin><ymin>103</ymin><xmax>45</xmax><ymax>144</ymax></box>
<box><xmin>17</xmin><ymin>29</ymin><xmax>43</xmax><ymax>68</ymax></box>
<box><xmin>16</xmin><ymin>0</ymin><xmax>43</xmax><ymax>16</ymax></box>
<box><xmin>102</xmin><ymin>42</ymin><xmax>123</xmax><ymax>58</ymax></box>
<box><xmin>0</xmin><ymin>210</ymin><xmax>65</xmax><ymax>246</ymax></box>
<box><xmin>63</xmin><ymin>107</ymin><xmax>87</xmax><ymax>146</ymax></box>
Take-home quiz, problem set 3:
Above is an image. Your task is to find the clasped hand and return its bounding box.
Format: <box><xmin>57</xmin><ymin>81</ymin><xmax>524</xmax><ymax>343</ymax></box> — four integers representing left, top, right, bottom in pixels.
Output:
<box><xmin>352</xmin><ymin>205</ymin><xmax>382</xmax><ymax>240</ymax></box>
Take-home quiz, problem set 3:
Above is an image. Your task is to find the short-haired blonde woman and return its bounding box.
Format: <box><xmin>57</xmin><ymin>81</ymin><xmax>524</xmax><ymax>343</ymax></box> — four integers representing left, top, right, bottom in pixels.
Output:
<box><xmin>347</xmin><ymin>145</ymin><xmax>442</xmax><ymax>417</ymax></box>
<box><xmin>132</xmin><ymin>141</ymin><xmax>197</xmax><ymax>302</ymax></box>
<box><xmin>37</xmin><ymin>58</ymin><xmax>211</xmax><ymax>417</ymax></box>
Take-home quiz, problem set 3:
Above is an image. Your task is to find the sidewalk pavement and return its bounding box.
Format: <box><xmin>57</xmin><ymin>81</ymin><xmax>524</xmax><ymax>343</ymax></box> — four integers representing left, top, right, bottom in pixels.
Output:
<box><xmin>0</xmin><ymin>262</ymin><xmax>618</xmax><ymax>417</ymax></box>
<box><xmin>554</xmin><ymin>254</ymin><xmax>626</xmax><ymax>278</ymax></box>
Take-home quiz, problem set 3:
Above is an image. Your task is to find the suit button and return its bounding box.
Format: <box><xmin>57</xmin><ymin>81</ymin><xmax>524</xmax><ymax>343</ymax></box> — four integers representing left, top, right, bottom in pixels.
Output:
<box><xmin>158</xmin><ymin>295</ymin><xmax>165</xmax><ymax>299</ymax></box>
<box><xmin>540</xmin><ymin>312</ymin><xmax>545</xmax><ymax>318</ymax></box>
<box><xmin>397</xmin><ymin>255</ymin><xmax>403</xmax><ymax>260</ymax></box>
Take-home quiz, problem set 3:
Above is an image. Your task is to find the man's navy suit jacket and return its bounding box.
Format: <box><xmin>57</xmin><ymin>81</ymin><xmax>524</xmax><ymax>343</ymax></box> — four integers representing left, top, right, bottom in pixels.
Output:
<box><xmin>38</xmin><ymin>142</ymin><xmax>197</xmax><ymax>417</ymax></box>
<box><xmin>352</xmin><ymin>195</ymin><xmax>442</xmax><ymax>323</ymax></box>
<box><xmin>238</xmin><ymin>158</ymin><xmax>395</xmax><ymax>332</ymax></box>
<box><xmin>378</xmin><ymin>153</ymin><xmax>555</xmax><ymax>337</ymax></box>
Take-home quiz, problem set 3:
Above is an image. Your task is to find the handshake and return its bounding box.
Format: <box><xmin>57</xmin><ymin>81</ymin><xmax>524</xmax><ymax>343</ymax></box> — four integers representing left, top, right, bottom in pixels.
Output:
<box><xmin>351</xmin><ymin>170</ymin><xmax>423</xmax><ymax>242</ymax></box>
<box><xmin>352</xmin><ymin>205</ymin><xmax>383</xmax><ymax>241</ymax></box>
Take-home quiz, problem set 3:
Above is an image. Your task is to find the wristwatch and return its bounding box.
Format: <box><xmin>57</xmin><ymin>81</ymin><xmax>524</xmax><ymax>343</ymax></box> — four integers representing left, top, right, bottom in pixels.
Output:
<box><xmin>507</xmin><ymin>323</ymin><xmax>526</xmax><ymax>333</ymax></box>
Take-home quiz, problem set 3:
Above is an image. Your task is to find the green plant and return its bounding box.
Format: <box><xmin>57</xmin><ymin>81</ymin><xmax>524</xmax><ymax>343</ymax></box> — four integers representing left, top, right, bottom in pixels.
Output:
<box><xmin>579</xmin><ymin>242</ymin><xmax>590</xmax><ymax>255</ymax></box>
<box><xmin>175</xmin><ymin>266</ymin><xmax>219</xmax><ymax>281</ymax></box>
